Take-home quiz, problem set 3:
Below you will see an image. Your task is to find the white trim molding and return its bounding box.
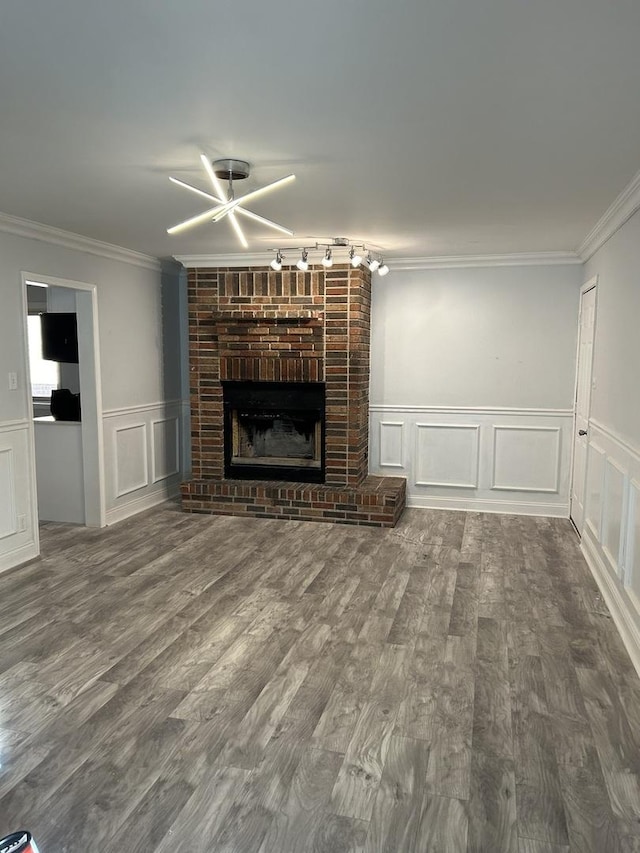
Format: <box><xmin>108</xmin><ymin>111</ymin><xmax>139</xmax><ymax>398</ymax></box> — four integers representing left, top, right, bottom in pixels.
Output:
<box><xmin>577</xmin><ymin>167</ymin><xmax>640</xmax><ymax>261</ymax></box>
<box><xmin>369</xmin><ymin>405</ymin><xmax>573</xmax><ymax>516</ymax></box>
<box><xmin>581</xmin><ymin>420</ymin><xmax>640</xmax><ymax>678</ymax></box>
<box><xmin>370</xmin><ymin>405</ymin><xmax>574</xmax><ymax>418</ymax></box>
<box><xmin>103</xmin><ymin>400</ymin><xmax>185</xmax><ymax>525</ymax></box>
<box><xmin>174</xmin><ymin>251</ymin><xmax>582</xmax><ymax>270</ymax></box>
<box><xmin>0</xmin><ymin>211</ymin><xmax>160</xmax><ymax>271</ymax></box>
<box><xmin>491</xmin><ymin>425</ymin><xmax>561</xmax><ymax>494</ymax></box>
<box><xmin>407</xmin><ymin>494</ymin><xmax>568</xmax><ymax>518</ymax></box>
<box><xmin>0</xmin><ymin>420</ymin><xmax>38</xmax><ymax>574</ymax></box>
<box><xmin>582</xmin><ymin>532</ymin><xmax>640</xmax><ymax>679</ymax></box>
<box><xmin>103</xmin><ymin>399</ymin><xmax>185</xmax><ymax>419</ymax></box>
<box><xmin>387</xmin><ymin>252</ymin><xmax>581</xmax><ymax>270</ymax></box>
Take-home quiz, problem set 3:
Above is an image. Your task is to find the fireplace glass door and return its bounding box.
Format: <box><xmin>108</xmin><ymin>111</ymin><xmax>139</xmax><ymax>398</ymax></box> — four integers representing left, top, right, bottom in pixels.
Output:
<box><xmin>223</xmin><ymin>381</ymin><xmax>325</xmax><ymax>482</ymax></box>
<box><xmin>232</xmin><ymin>410</ymin><xmax>322</xmax><ymax>470</ymax></box>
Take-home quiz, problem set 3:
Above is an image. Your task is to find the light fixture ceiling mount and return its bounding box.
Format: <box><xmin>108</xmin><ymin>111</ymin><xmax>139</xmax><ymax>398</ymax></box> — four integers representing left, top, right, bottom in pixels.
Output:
<box><xmin>167</xmin><ymin>155</ymin><xmax>296</xmax><ymax>248</ymax></box>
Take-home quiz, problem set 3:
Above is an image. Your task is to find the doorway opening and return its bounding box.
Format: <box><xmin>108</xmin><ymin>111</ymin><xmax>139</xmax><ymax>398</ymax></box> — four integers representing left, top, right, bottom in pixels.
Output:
<box><xmin>21</xmin><ymin>273</ymin><xmax>105</xmax><ymax>531</ymax></box>
<box><xmin>570</xmin><ymin>277</ymin><xmax>598</xmax><ymax>534</ymax></box>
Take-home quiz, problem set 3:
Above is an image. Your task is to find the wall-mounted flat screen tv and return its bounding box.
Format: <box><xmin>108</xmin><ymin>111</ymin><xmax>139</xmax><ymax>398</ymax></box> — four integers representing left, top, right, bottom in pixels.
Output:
<box><xmin>40</xmin><ymin>312</ymin><xmax>79</xmax><ymax>363</ymax></box>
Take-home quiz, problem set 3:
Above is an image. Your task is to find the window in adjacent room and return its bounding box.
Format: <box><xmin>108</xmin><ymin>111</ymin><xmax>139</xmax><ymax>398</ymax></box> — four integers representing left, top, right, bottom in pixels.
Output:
<box><xmin>27</xmin><ymin>314</ymin><xmax>59</xmax><ymax>399</ymax></box>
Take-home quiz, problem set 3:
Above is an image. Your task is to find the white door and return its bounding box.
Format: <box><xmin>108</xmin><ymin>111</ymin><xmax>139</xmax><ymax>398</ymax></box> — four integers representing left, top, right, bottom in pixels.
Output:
<box><xmin>570</xmin><ymin>281</ymin><xmax>597</xmax><ymax>532</ymax></box>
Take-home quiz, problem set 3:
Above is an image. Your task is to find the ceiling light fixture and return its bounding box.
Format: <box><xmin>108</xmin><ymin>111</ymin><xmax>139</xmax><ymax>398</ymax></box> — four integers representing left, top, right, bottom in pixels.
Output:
<box><xmin>269</xmin><ymin>239</ymin><xmax>390</xmax><ymax>276</ymax></box>
<box><xmin>168</xmin><ymin>156</ymin><xmax>295</xmax><ymax>248</ymax></box>
<box><xmin>296</xmin><ymin>249</ymin><xmax>309</xmax><ymax>271</ymax></box>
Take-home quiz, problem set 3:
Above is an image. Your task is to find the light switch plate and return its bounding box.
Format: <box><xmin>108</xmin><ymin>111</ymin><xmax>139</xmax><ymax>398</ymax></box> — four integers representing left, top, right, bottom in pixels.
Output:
<box><xmin>8</xmin><ymin>372</ymin><xmax>18</xmax><ymax>391</ymax></box>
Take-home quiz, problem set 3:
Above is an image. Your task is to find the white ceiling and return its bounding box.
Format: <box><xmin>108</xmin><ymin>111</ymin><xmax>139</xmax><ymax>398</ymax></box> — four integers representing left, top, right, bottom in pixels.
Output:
<box><xmin>1</xmin><ymin>0</ymin><xmax>639</xmax><ymax>261</ymax></box>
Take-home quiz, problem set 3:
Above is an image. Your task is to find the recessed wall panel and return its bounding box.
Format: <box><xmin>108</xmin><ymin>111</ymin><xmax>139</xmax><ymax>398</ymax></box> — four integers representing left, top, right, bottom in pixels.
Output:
<box><xmin>629</xmin><ymin>480</ymin><xmax>640</xmax><ymax>598</ymax></box>
<box><xmin>115</xmin><ymin>423</ymin><xmax>148</xmax><ymax>497</ymax></box>
<box><xmin>585</xmin><ymin>443</ymin><xmax>605</xmax><ymax>539</ymax></box>
<box><xmin>0</xmin><ymin>449</ymin><xmax>17</xmax><ymax>539</ymax></box>
<box><xmin>492</xmin><ymin>426</ymin><xmax>560</xmax><ymax>492</ymax></box>
<box><xmin>415</xmin><ymin>423</ymin><xmax>479</xmax><ymax>488</ymax></box>
<box><xmin>152</xmin><ymin>417</ymin><xmax>179</xmax><ymax>482</ymax></box>
<box><xmin>603</xmin><ymin>458</ymin><xmax>626</xmax><ymax>573</ymax></box>
<box><xmin>379</xmin><ymin>421</ymin><xmax>404</xmax><ymax>468</ymax></box>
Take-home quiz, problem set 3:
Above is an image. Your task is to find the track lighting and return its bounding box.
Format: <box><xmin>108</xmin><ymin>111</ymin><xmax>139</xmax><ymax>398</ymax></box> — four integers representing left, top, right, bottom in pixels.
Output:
<box><xmin>296</xmin><ymin>249</ymin><xmax>309</xmax><ymax>271</ymax></box>
<box><xmin>321</xmin><ymin>248</ymin><xmax>333</xmax><ymax>268</ymax></box>
<box><xmin>269</xmin><ymin>239</ymin><xmax>390</xmax><ymax>275</ymax></box>
<box><xmin>349</xmin><ymin>247</ymin><xmax>363</xmax><ymax>267</ymax></box>
<box><xmin>367</xmin><ymin>253</ymin><xmax>380</xmax><ymax>272</ymax></box>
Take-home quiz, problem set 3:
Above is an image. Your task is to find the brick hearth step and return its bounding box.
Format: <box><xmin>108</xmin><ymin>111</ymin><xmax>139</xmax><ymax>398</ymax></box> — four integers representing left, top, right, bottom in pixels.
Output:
<box><xmin>181</xmin><ymin>475</ymin><xmax>406</xmax><ymax>527</ymax></box>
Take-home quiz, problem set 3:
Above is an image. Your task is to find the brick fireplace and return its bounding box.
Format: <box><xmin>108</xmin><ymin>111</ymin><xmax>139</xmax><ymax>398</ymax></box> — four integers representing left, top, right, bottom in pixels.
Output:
<box><xmin>180</xmin><ymin>263</ymin><xmax>406</xmax><ymax>526</ymax></box>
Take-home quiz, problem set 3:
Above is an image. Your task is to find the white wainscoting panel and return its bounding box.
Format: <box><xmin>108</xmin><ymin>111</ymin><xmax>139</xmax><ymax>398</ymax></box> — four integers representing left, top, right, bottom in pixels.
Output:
<box><xmin>103</xmin><ymin>401</ymin><xmax>184</xmax><ymax>525</ymax></box>
<box><xmin>492</xmin><ymin>426</ymin><xmax>560</xmax><ymax>492</ymax></box>
<box><xmin>115</xmin><ymin>423</ymin><xmax>148</xmax><ymax>497</ymax></box>
<box><xmin>379</xmin><ymin>421</ymin><xmax>404</xmax><ymax>468</ymax></box>
<box><xmin>581</xmin><ymin>420</ymin><xmax>640</xmax><ymax>678</ymax></box>
<box><xmin>369</xmin><ymin>406</ymin><xmax>573</xmax><ymax>516</ymax></box>
<box><xmin>628</xmin><ymin>480</ymin><xmax>640</xmax><ymax>596</ymax></box>
<box><xmin>152</xmin><ymin>417</ymin><xmax>180</xmax><ymax>483</ymax></box>
<box><xmin>415</xmin><ymin>424</ymin><xmax>479</xmax><ymax>488</ymax></box>
<box><xmin>0</xmin><ymin>448</ymin><xmax>16</xmax><ymax>539</ymax></box>
<box><xmin>0</xmin><ymin>420</ymin><xmax>38</xmax><ymax>573</ymax></box>
<box><xmin>603</xmin><ymin>457</ymin><xmax>627</xmax><ymax>576</ymax></box>
<box><xmin>585</xmin><ymin>443</ymin><xmax>606</xmax><ymax>539</ymax></box>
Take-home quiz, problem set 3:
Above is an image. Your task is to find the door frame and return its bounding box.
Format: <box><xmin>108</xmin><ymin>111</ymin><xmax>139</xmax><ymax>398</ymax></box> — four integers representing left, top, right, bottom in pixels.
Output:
<box><xmin>20</xmin><ymin>271</ymin><xmax>106</xmax><ymax>530</ymax></box>
<box><xmin>569</xmin><ymin>275</ymin><xmax>598</xmax><ymax>533</ymax></box>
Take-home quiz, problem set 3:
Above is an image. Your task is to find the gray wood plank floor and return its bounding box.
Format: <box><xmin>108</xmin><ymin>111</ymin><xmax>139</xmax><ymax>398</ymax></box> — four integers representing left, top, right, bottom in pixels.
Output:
<box><xmin>1</xmin><ymin>505</ymin><xmax>639</xmax><ymax>852</ymax></box>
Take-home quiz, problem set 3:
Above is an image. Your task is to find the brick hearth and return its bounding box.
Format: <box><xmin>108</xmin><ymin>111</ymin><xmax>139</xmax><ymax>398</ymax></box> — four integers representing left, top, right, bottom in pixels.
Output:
<box><xmin>181</xmin><ymin>264</ymin><xmax>406</xmax><ymax>526</ymax></box>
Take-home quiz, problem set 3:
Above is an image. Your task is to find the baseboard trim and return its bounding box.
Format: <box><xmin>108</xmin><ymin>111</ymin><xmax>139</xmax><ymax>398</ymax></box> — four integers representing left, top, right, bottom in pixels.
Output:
<box><xmin>406</xmin><ymin>494</ymin><xmax>568</xmax><ymax>517</ymax></box>
<box><xmin>105</xmin><ymin>483</ymin><xmax>181</xmax><ymax>526</ymax></box>
<box><xmin>581</xmin><ymin>528</ymin><xmax>640</xmax><ymax>679</ymax></box>
<box><xmin>0</xmin><ymin>540</ymin><xmax>39</xmax><ymax>574</ymax></box>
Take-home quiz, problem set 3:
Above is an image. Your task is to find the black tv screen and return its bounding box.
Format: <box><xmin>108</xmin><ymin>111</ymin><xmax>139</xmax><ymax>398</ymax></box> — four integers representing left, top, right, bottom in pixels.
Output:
<box><xmin>40</xmin><ymin>313</ymin><xmax>79</xmax><ymax>363</ymax></box>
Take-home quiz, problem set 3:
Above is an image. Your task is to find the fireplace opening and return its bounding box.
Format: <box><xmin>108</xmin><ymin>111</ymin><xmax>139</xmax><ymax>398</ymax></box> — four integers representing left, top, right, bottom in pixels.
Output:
<box><xmin>223</xmin><ymin>381</ymin><xmax>325</xmax><ymax>483</ymax></box>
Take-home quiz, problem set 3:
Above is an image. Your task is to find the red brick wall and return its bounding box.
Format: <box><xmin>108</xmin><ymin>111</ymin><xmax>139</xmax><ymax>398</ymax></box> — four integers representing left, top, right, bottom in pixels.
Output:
<box><xmin>187</xmin><ymin>264</ymin><xmax>372</xmax><ymax>488</ymax></box>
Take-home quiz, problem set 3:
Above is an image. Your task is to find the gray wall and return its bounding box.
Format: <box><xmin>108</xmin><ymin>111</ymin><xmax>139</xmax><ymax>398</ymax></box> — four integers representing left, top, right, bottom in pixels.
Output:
<box><xmin>0</xmin><ymin>225</ymin><xmax>185</xmax><ymax>571</ymax></box>
<box><xmin>0</xmin><ymin>229</ymin><xmax>179</xmax><ymax>421</ymax></box>
<box><xmin>584</xmin><ymin>208</ymin><xmax>640</xmax><ymax>448</ymax></box>
<box><xmin>370</xmin><ymin>263</ymin><xmax>582</xmax><ymax>409</ymax></box>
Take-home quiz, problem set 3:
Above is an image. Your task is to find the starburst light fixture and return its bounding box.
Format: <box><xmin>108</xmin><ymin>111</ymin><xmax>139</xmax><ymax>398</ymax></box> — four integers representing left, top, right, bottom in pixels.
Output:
<box><xmin>167</xmin><ymin>156</ymin><xmax>295</xmax><ymax>248</ymax></box>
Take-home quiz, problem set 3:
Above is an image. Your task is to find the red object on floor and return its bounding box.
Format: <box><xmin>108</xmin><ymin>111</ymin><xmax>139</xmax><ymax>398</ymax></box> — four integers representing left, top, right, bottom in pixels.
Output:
<box><xmin>0</xmin><ymin>832</ymin><xmax>40</xmax><ymax>853</ymax></box>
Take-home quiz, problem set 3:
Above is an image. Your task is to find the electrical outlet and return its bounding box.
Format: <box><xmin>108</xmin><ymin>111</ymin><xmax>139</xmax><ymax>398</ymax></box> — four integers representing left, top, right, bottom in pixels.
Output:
<box><xmin>8</xmin><ymin>372</ymin><xmax>18</xmax><ymax>391</ymax></box>
<box><xmin>17</xmin><ymin>514</ymin><xmax>27</xmax><ymax>531</ymax></box>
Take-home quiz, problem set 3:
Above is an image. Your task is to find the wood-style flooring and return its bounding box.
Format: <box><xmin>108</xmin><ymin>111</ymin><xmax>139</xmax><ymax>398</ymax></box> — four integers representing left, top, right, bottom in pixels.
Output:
<box><xmin>1</xmin><ymin>505</ymin><xmax>639</xmax><ymax>852</ymax></box>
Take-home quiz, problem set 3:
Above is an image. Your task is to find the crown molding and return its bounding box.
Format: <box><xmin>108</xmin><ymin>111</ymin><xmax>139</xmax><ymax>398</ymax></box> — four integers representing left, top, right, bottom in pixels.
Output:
<box><xmin>577</xmin><ymin>167</ymin><xmax>640</xmax><ymax>261</ymax></box>
<box><xmin>0</xmin><ymin>211</ymin><xmax>161</xmax><ymax>272</ymax></box>
<box><xmin>174</xmin><ymin>250</ymin><xmax>581</xmax><ymax>270</ymax></box>
<box><xmin>174</xmin><ymin>252</ymin><xmax>274</xmax><ymax>268</ymax></box>
<box><xmin>390</xmin><ymin>252</ymin><xmax>581</xmax><ymax>270</ymax></box>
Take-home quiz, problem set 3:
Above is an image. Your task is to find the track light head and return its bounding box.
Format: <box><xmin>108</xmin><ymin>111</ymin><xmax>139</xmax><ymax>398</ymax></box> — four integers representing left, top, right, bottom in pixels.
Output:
<box><xmin>296</xmin><ymin>249</ymin><xmax>309</xmax><ymax>271</ymax></box>
<box><xmin>349</xmin><ymin>247</ymin><xmax>362</xmax><ymax>267</ymax></box>
<box><xmin>378</xmin><ymin>261</ymin><xmax>389</xmax><ymax>276</ymax></box>
<box><xmin>321</xmin><ymin>248</ymin><xmax>333</xmax><ymax>268</ymax></box>
<box><xmin>270</xmin><ymin>251</ymin><xmax>283</xmax><ymax>271</ymax></box>
<box><xmin>367</xmin><ymin>253</ymin><xmax>380</xmax><ymax>272</ymax></box>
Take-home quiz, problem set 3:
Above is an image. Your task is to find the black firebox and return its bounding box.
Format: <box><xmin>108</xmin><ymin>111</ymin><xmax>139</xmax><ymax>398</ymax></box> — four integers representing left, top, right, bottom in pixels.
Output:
<box><xmin>222</xmin><ymin>381</ymin><xmax>325</xmax><ymax>483</ymax></box>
